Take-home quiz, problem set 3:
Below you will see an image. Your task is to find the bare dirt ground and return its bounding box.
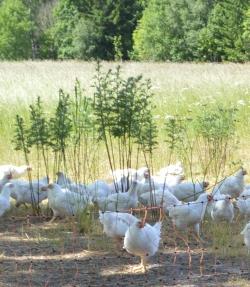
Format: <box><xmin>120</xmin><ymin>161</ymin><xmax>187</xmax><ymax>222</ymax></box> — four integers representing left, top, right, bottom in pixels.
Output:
<box><xmin>0</xmin><ymin>215</ymin><xmax>249</xmax><ymax>287</ymax></box>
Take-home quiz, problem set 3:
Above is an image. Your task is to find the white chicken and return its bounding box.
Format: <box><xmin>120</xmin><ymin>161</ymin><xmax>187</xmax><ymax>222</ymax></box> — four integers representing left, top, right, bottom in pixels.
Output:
<box><xmin>241</xmin><ymin>222</ymin><xmax>250</xmax><ymax>254</ymax></box>
<box><xmin>211</xmin><ymin>194</ymin><xmax>234</xmax><ymax>223</ymax></box>
<box><xmin>123</xmin><ymin>220</ymin><xmax>161</xmax><ymax>272</ymax></box>
<box><xmin>244</xmin><ymin>184</ymin><xmax>250</xmax><ymax>192</ymax></box>
<box><xmin>96</xmin><ymin>181</ymin><xmax>139</xmax><ymax>212</ymax></box>
<box><xmin>239</xmin><ymin>187</ymin><xmax>250</xmax><ymax>199</ymax></box>
<box><xmin>215</xmin><ymin>168</ymin><xmax>247</xmax><ymax>198</ymax></box>
<box><xmin>0</xmin><ymin>173</ymin><xmax>13</xmax><ymax>191</ymax></box>
<box><xmin>156</xmin><ymin>161</ymin><xmax>184</xmax><ymax>177</ymax></box>
<box><xmin>66</xmin><ymin>182</ymin><xmax>87</xmax><ymax>193</ymax></box>
<box><xmin>99</xmin><ymin>211</ymin><xmax>138</xmax><ymax>245</ymax></box>
<box><xmin>109</xmin><ymin>167</ymin><xmax>149</xmax><ymax>193</ymax></box>
<box><xmin>0</xmin><ymin>183</ymin><xmax>14</xmax><ymax>216</ymax></box>
<box><xmin>171</xmin><ymin>181</ymin><xmax>209</xmax><ymax>201</ymax></box>
<box><xmin>139</xmin><ymin>187</ymin><xmax>177</xmax><ymax>209</ymax></box>
<box><xmin>67</xmin><ymin>184</ymin><xmax>95</xmax><ymax>204</ymax></box>
<box><xmin>236</xmin><ymin>194</ymin><xmax>250</xmax><ymax>219</ymax></box>
<box><xmin>121</xmin><ymin>168</ymin><xmax>177</xmax><ymax>197</ymax></box>
<box><xmin>44</xmin><ymin>183</ymin><xmax>90</xmax><ymax>222</ymax></box>
<box><xmin>169</xmin><ymin>193</ymin><xmax>213</xmax><ymax>237</ymax></box>
<box><xmin>152</xmin><ymin>173</ymin><xmax>185</xmax><ymax>188</ymax></box>
<box><xmin>205</xmin><ymin>185</ymin><xmax>225</xmax><ymax>218</ymax></box>
<box><xmin>10</xmin><ymin>176</ymin><xmax>49</xmax><ymax>207</ymax></box>
<box><xmin>153</xmin><ymin>161</ymin><xmax>184</xmax><ymax>188</ymax></box>
<box><xmin>0</xmin><ymin>164</ymin><xmax>31</xmax><ymax>180</ymax></box>
<box><xmin>135</xmin><ymin>173</ymin><xmax>163</xmax><ymax>196</ymax></box>
<box><xmin>87</xmin><ymin>179</ymin><xmax>112</xmax><ymax>200</ymax></box>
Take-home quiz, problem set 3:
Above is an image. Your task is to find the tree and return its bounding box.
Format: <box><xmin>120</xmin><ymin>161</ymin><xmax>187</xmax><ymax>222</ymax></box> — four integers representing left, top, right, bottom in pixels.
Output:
<box><xmin>133</xmin><ymin>0</ymin><xmax>213</xmax><ymax>61</ymax></box>
<box><xmin>29</xmin><ymin>0</ymin><xmax>58</xmax><ymax>59</ymax></box>
<box><xmin>50</xmin><ymin>0</ymin><xmax>80</xmax><ymax>59</ymax></box>
<box><xmin>198</xmin><ymin>0</ymin><xmax>248</xmax><ymax>62</ymax></box>
<box><xmin>71</xmin><ymin>0</ymin><xmax>144</xmax><ymax>60</ymax></box>
<box><xmin>242</xmin><ymin>7</ymin><xmax>250</xmax><ymax>59</ymax></box>
<box><xmin>0</xmin><ymin>0</ymin><xmax>33</xmax><ymax>60</ymax></box>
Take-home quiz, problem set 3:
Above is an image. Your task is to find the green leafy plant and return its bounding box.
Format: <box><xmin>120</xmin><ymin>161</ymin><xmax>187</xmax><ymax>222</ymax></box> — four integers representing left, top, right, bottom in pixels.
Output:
<box><xmin>93</xmin><ymin>63</ymin><xmax>157</xmax><ymax>191</ymax></box>
<box><xmin>49</xmin><ymin>89</ymin><xmax>72</xmax><ymax>176</ymax></box>
<box><xmin>193</xmin><ymin>104</ymin><xmax>238</xmax><ymax>179</ymax></box>
<box><xmin>68</xmin><ymin>79</ymin><xmax>98</xmax><ymax>184</ymax></box>
<box><xmin>164</xmin><ymin>115</ymin><xmax>185</xmax><ymax>164</ymax></box>
<box><xmin>28</xmin><ymin>96</ymin><xmax>50</xmax><ymax>179</ymax></box>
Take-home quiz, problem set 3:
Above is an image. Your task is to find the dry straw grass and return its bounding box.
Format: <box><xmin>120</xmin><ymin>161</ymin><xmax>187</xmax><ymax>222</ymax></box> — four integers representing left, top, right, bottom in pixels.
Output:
<box><xmin>1</xmin><ymin>61</ymin><xmax>250</xmax><ymax>102</ymax></box>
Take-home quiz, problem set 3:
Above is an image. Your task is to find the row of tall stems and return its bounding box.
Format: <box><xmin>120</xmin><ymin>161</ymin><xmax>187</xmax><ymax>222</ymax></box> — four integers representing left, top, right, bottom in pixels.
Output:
<box><xmin>12</xmin><ymin>63</ymin><xmax>239</xmax><ymax>215</ymax></box>
<box><xmin>12</xmin><ymin>63</ymin><xmax>158</xmax><ymax>213</ymax></box>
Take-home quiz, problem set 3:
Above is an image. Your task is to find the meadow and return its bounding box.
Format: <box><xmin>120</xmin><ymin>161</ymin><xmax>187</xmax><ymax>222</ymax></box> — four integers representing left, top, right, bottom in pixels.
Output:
<box><xmin>0</xmin><ymin>61</ymin><xmax>250</xmax><ymax>286</ymax></box>
<box><xmin>1</xmin><ymin>61</ymin><xmax>250</xmax><ymax>180</ymax></box>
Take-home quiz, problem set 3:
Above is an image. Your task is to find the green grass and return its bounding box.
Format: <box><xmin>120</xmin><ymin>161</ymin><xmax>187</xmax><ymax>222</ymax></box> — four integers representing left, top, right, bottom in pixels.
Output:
<box><xmin>0</xmin><ymin>60</ymin><xmax>248</xmax><ymax>214</ymax></box>
<box><xmin>1</xmin><ymin>61</ymin><xmax>250</xmax><ymax>179</ymax></box>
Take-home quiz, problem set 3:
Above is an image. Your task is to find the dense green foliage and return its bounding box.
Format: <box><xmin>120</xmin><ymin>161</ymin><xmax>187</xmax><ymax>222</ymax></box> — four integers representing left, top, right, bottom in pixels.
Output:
<box><xmin>133</xmin><ymin>0</ymin><xmax>213</xmax><ymax>61</ymax></box>
<box><xmin>0</xmin><ymin>0</ymin><xmax>250</xmax><ymax>61</ymax></box>
<box><xmin>134</xmin><ymin>0</ymin><xmax>249</xmax><ymax>61</ymax></box>
<box><xmin>50</xmin><ymin>0</ymin><xmax>80</xmax><ymax>59</ymax></box>
<box><xmin>71</xmin><ymin>0</ymin><xmax>144</xmax><ymax>60</ymax></box>
<box><xmin>198</xmin><ymin>0</ymin><xmax>249</xmax><ymax>62</ymax></box>
<box><xmin>0</xmin><ymin>0</ymin><xmax>33</xmax><ymax>59</ymax></box>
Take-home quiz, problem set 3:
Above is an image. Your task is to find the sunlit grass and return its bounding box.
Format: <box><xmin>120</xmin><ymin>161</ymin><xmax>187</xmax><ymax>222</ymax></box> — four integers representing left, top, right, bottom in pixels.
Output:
<box><xmin>1</xmin><ymin>61</ymin><xmax>250</xmax><ymax>176</ymax></box>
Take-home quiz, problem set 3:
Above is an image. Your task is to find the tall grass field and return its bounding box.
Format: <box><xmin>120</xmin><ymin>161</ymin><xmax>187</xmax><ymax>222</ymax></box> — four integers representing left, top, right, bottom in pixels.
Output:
<box><xmin>1</xmin><ymin>61</ymin><xmax>250</xmax><ymax>179</ymax></box>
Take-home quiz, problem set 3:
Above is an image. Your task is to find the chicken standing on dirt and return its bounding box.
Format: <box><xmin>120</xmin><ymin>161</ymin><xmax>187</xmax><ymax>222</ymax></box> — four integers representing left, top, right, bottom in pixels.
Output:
<box><xmin>215</xmin><ymin>168</ymin><xmax>247</xmax><ymax>198</ymax></box>
<box><xmin>236</xmin><ymin>194</ymin><xmax>250</xmax><ymax>219</ymax></box>
<box><xmin>10</xmin><ymin>176</ymin><xmax>49</xmax><ymax>207</ymax></box>
<box><xmin>169</xmin><ymin>193</ymin><xmax>213</xmax><ymax>238</ymax></box>
<box><xmin>211</xmin><ymin>194</ymin><xmax>234</xmax><ymax>223</ymax></box>
<box><xmin>123</xmin><ymin>220</ymin><xmax>161</xmax><ymax>272</ymax></box>
<box><xmin>96</xmin><ymin>181</ymin><xmax>139</xmax><ymax>212</ymax></box>
<box><xmin>99</xmin><ymin>211</ymin><xmax>138</xmax><ymax>247</ymax></box>
<box><xmin>43</xmin><ymin>183</ymin><xmax>90</xmax><ymax>222</ymax></box>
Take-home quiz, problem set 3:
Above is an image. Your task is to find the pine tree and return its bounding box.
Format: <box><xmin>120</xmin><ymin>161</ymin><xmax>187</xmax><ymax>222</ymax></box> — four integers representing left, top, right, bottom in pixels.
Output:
<box><xmin>242</xmin><ymin>7</ymin><xmax>250</xmax><ymax>59</ymax></box>
<box><xmin>0</xmin><ymin>0</ymin><xmax>33</xmax><ymax>59</ymax></box>
<box><xmin>198</xmin><ymin>0</ymin><xmax>248</xmax><ymax>62</ymax></box>
<box><xmin>50</xmin><ymin>0</ymin><xmax>80</xmax><ymax>59</ymax></box>
<box><xmin>72</xmin><ymin>0</ymin><xmax>143</xmax><ymax>60</ymax></box>
<box><xmin>133</xmin><ymin>0</ymin><xmax>213</xmax><ymax>61</ymax></box>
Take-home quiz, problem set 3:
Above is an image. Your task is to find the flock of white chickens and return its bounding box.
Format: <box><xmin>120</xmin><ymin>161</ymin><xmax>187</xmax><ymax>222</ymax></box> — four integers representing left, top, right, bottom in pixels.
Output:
<box><xmin>0</xmin><ymin>162</ymin><xmax>250</xmax><ymax>272</ymax></box>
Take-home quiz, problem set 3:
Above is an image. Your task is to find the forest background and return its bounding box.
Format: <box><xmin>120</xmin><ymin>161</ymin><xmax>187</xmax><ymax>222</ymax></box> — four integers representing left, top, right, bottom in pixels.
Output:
<box><xmin>1</xmin><ymin>0</ymin><xmax>250</xmax><ymax>62</ymax></box>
